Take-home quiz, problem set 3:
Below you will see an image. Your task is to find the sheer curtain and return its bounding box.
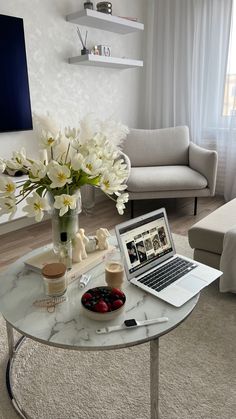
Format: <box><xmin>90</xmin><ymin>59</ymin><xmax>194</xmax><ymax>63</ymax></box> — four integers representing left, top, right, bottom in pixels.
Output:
<box><xmin>143</xmin><ymin>0</ymin><xmax>235</xmax><ymax>199</ymax></box>
<box><xmin>223</xmin><ymin>2</ymin><xmax>236</xmax><ymax>200</ymax></box>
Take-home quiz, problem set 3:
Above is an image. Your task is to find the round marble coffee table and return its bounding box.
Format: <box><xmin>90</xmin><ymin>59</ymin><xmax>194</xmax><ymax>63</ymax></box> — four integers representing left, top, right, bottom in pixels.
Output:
<box><xmin>0</xmin><ymin>245</ymin><xmax>199</xmax><ymax>419</ymax></box>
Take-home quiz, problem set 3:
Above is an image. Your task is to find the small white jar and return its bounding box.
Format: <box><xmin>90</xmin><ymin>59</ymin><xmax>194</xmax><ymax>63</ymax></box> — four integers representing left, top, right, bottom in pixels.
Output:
<box><xmin>42</xmin><ymin>263</ymin><xmax>67</xmax><ymax>297</ymax></box>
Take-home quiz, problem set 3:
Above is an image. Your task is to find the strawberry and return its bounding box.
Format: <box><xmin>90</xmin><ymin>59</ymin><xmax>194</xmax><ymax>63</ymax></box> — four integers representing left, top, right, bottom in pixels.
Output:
<box><xmin>112</xmin><ymin>299</ymin><xmax>124</xmax><ymax>310</ymax></box>
<box><xmin>82</xmin><ymin>292</ymin><xmax>93</xmax><ymax>302</ymax></box>
<box><xmin>111</xmin><ymin>288</ymin><xmax>125</xmax><ymax>299</ymax></box>
<box><xmin>95</xmin><ymin>300</ymin><xmax>109</xmax><ymax>313</ymax></box>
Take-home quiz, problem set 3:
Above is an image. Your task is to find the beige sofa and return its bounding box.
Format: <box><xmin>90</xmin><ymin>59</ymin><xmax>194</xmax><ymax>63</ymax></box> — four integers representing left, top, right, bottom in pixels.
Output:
<box><xmin>122</xmin><ymin>126</ymin><xmax>218</xmax><ymax>217</ymax></box>
<box><xmin>188</xmin><ymin>198</ymin><xmax>236</xmax><ymax>269</ymax></box>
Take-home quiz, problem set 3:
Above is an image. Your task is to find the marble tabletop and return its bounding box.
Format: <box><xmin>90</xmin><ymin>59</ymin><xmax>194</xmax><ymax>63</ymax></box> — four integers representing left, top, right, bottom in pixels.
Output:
<box><xmin>0</xmin><ymin>241</ymin><xmax>199</xmax><ymax>351</ymax></box>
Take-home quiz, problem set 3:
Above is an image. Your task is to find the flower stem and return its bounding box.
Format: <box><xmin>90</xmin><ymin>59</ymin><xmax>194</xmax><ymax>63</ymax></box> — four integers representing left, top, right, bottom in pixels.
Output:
<box><xmin>65</xmin><ymin>143</ymin><xmax>71</xmax><ymax>164</ymax></box>
<box><xmin>16</xmin><ymin>189</ymin><xmax>34</xmax><ymax>204</ymax></box>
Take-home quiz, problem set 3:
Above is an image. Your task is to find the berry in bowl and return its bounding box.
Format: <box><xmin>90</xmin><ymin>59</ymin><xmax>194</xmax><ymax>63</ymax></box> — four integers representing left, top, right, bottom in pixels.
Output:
<box><xmin>81</xmin><ymin>286</ymin><xmax>126</xmax><ymax>321</ymax></box>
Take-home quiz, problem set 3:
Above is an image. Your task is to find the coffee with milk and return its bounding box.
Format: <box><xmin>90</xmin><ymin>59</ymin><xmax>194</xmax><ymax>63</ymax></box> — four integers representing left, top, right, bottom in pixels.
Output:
<box><xmin>105</xmin><ymin>261</ymin><xmax>124</xmax><ymax>288</ymax></box>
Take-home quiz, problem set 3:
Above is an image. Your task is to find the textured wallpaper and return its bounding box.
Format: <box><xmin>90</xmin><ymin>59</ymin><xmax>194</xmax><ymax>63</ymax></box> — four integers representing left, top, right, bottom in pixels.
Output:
<box><xmin>0</xmin><ymin>0</ymin><xmax>145</xmax><ymax>158</ymax></box>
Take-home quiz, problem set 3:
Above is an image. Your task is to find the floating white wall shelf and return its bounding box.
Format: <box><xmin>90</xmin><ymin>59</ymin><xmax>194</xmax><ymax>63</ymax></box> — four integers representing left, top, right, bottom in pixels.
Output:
<box><xmin>66</xmin><ymin>8</ymin><xmax>144</xmax><ymax>69</ymax></box>
<box><xmin>66</xmin><ymin>9</ymin><xmax>144</xmax><ymax>34</ymax></box>
<box><xmin>68</xmin><ymin>54</ymin><xmax>143</xmax><ymax>69</ymax></box>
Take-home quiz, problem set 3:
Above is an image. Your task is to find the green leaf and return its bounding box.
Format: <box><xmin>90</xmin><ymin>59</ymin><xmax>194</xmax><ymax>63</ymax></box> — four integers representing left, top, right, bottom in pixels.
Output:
<box><xmin>22</xmin><ymin>180</ymin><xmax>31</xmax><ymax>190</ymax></box>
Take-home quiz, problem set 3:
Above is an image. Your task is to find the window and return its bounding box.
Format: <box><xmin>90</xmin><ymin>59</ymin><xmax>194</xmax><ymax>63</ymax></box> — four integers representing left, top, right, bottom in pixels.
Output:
<box><xmin>223</xmin><ymin>0</ymin><xmax>236</xmax><ymax>116</ymax></box>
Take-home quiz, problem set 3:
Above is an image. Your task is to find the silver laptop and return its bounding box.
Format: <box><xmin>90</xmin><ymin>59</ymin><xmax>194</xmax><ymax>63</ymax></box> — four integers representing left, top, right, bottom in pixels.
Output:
<box><xmin>115</xmin><ymin>208</ymin><xmax>222</xmax><ymax>307</ymax></box>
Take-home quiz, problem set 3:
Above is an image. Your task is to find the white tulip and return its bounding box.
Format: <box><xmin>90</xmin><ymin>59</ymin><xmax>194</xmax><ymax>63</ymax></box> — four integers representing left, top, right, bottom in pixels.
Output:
<box><xmin>116</xmin><ymin>192</ymin><xmax>129</xmax><ymax>203</ymax></box>
<box><xmin>100</xmin><ymin>172</ymin><xmax>127</xmax><ymax>195</ymax></box>
<box><xmin>6</xmin><ymin>148</ymin><xmax>27</xmax><ymax>170</ymax></box>
<box><xmin>53</xmin><ymin>194</ymin><xmax>77</xmax><ymax>216</ymax></box>
<box><xmin>29</xmin><ymin>161</ymin><xmax>47</xmax><ymax>181</ymax></box>
<box><xmin>65</xmin><ymin>126</ymin><xmax>80</xmax><ymax>141</ymax></box>
<box><xmin>40</xmin><ymin>130</ymin><xmax>61</xmax><ymax>149</ymax></box>
<box><xmin>116</xmin><ymin>192</ymin><xmax>129</xmax><ymax>215</ymax></box>
<box><xmin>47</xmin><ymin>163</ymin><xmax>72</xmax><ymax>188</ymax></box>
<box><xmin>0</xmin><ymin>196</ymin><xmax>17</xmax><ymax>220</ymax></box>
<box><xmin>82</xmin><ymin>155</ymin><xmax>103</xmax><ymax>177</ymax></box>
<box><xmin>71</xmin><ymin>153</ymin><xmax>84</xmax><ymax>171</ymax></box>
<box><xmin>0</xmin><ymin>176</ymin><xmax>16</xmax><ymax>196</ymax></box>
<box><xmin>0</xmin><ymin>158</ymin><xmax>6</xmax><ymax>173</ymax></box>
<box><xmin>23</xmin><ymin>192</ymin><xmax>49</xmax><ymax>222</ymax></box>
<box><xmin>112</xmin><ymin>159</ymin><xmax>128</xmax><ymax>179</ymax></box>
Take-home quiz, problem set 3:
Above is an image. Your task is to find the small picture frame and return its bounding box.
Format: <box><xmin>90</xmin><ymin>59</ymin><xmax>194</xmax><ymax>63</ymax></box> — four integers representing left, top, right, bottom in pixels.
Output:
<box><xmin>97</xmin><ymin>45</ymin><xmax>111</xmax><ymax>57</ymax></box>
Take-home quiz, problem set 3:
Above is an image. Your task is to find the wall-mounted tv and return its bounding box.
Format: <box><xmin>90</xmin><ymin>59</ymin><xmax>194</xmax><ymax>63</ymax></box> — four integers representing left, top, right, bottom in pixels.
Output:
<box><xmin>0</xmin><ymin>14</ymin><xmax>33</xmax><ymax>133</ymax></box>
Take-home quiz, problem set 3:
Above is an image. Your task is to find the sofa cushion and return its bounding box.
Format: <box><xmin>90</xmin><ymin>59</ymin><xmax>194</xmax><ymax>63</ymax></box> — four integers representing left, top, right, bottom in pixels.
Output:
<box><xmin>188</xmin><ymin>198</ymin><xmax>236</xmax><ymax>255</ymax></box>
<box><xmin>127</xmin><ymin>166</ymin><xmax>208</xmax><ymax>192</ymax></box>
<box><xmin>123</xmin><ymin>126</ymin><xmax>189</xmax><ymax>167</ymax></box>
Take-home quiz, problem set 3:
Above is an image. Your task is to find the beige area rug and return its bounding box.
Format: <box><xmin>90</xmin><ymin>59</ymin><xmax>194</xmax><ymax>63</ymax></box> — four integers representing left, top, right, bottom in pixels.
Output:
<box><xmin>0</xmin><ymin>234</ymin><xmax>235</xmax><ymax>419</ymax></box>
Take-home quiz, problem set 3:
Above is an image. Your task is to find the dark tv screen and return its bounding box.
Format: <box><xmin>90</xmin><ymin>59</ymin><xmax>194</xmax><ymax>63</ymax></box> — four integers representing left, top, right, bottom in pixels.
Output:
<box><xmin>0</xmin><ymin>14</ymin><xmax>33</xmax><ymax>133</ymax></box>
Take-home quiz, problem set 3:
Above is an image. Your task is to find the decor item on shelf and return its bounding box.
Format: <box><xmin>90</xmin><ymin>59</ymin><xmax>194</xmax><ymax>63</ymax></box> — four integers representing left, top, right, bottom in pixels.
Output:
<box><xmin>84</xmin><ymin>1</ymin><xmax>94</xmax><ymax>10</ymax></box>
<box><xmin>0</xmin><ymin>114</ymin><xmax>129</xmax><ymax>253</ymax></box>
<box><xmin>77</xmin><ymin>26</ymin><xmax>89</xmax><ymax>55</ymax></box>
<box><xmin>72</xmin><ymin>231</ymin><xmax>88</xmax><ymax>263</ymax></box>
<box><xmin>90</xmin><ymin>45</ymin><xmax>99</xmax><ymax>55</ymax></box>
<box><xmin>96</xmin><ymin>228</ymin><xmax>110</xmax><ymax>250</ymax></box>
<box><xmin>81</xmin><ymin>47</ymin><xmax>89</xmax><ymax>55</ymax></box>
<box><xmin>74</xmin><ymin>227</ymin><xmax>111</xmax><ymax>254</ymax></box>
<box><xmin>97</xmin><ymin>44</ymin><xmax>111</xmax><ymax>57</ymax></box>
<box><xmin>78</xmin><ymin>228</ymin><xmax>90</xmax><ymax>248</ymax></box>
<box><xmin>96</xmin><ymin>1</ymin><xmax>112</xmax><ymax>14</ymax></box>
<box><xmin>85</xmin><ymin>236</ymin><xmax>98</xmax><ymax>253</ymax></box>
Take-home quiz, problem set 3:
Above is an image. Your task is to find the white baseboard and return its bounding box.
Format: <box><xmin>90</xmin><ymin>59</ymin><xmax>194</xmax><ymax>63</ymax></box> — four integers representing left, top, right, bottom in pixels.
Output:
<box><xmin>0</xmin><ymin>215</ymin><xmax>50</xmax><ymax>236</ymax></box>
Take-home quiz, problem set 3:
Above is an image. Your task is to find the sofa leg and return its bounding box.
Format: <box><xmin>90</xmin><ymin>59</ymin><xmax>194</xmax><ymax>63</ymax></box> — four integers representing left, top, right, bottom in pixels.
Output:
<box><xmin>131</xmin><ymin>200</ymin><xmax>134</xmax><ymax>219</ymax></box>
<box><xmin>194</xmin><ymin>197</ymin><xmax>198</xmax><ymax>216</ymax></box>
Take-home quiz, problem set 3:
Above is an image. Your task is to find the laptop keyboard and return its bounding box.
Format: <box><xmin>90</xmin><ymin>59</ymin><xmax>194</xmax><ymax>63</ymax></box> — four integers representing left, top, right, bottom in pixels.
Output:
<box><xmin>137</xmin><ymin>257</ymin><xmax>197</xmax><ymax>292</ymax></box>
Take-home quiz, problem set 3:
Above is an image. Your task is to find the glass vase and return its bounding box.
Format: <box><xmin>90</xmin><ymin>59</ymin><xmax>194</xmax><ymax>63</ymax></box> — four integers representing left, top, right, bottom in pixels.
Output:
<box><xmin>49</xmin><ymin>192</ymin><xmax>82</xmax><ymax>255</ymax></box>
<box><xmin>81</xmin><ymin>185</ymin><xmax>95</xmax><ymax>215</ymax></box>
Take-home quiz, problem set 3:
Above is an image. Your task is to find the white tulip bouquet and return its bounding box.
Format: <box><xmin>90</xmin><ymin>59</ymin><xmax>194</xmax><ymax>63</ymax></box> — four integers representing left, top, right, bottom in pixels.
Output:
<box><xmin>0</xmin><ymin>114</ymin><xmax>129</xmax><ymax>222</ymax></box>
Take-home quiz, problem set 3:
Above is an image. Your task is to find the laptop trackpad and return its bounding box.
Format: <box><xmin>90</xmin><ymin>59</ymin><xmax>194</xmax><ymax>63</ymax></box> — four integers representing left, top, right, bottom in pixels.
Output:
<box><xmin>178</xmin><ymin>275</ymin><xmax>206</xmax><ymax>293</ymax></box>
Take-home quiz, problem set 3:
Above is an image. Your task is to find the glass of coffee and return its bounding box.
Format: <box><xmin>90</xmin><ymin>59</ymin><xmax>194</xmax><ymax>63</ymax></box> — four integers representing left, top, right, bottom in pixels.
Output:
<box><xmin>105</xmin><ymin>250</ymin><xmax>124</xmax><ymax>288</ymax></box>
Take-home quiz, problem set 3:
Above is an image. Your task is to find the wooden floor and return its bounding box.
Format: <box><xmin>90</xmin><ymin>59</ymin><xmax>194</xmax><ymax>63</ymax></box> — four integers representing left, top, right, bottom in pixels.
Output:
<box><xmin>0</xmin><ymin>196</ymin><xmax>225</xmax><ymax>271</ymax></box>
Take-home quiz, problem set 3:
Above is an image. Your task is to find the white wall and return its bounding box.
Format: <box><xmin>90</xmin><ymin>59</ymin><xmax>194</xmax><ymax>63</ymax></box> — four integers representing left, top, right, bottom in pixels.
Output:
<box><xmin>0</xmin><ymin>0</ymin><xmax>145</xmax><ymax>159</ymax></box>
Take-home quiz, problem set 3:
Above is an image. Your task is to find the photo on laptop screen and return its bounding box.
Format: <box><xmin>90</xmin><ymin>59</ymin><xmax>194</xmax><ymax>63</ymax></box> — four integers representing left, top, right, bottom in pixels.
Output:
<box><xmin>119</xmin><ymin>211</ymin><xmax>173</xmax><ymax>276</ymax></box>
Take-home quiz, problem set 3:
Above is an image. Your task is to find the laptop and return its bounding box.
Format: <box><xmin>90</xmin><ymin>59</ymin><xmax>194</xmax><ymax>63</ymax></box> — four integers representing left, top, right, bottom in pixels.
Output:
<box><xmin>115</xmin><ymin>208</ymin><xmax>222</xmax><ymax>307</ymax></box>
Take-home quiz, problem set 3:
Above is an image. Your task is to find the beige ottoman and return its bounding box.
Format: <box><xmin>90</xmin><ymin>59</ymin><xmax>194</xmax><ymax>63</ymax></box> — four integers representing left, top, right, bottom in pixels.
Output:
<box><xmin>188</xmin><ymin>198</ymin><xmax>236</xmax><ymax>269</ymax></box>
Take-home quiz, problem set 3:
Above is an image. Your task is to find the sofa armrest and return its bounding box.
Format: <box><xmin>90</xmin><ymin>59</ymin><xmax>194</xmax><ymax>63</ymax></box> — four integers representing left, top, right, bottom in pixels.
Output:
<box><xmin>118</xmin><ymin>151</ymin><xmax>131</xmax><ymax>183</ymax></box>
<box><xmin>189</xmin><ymin>142</ymin><xmax>218</xmax><ymax>195</ymax></box>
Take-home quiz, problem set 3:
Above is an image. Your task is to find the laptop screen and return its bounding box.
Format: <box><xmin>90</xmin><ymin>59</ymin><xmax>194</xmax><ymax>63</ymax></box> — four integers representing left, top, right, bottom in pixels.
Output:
<box><xmin>117</xmin><ymin>211</ymin><xmax>173</xmax><ymax>276</ymax></box>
